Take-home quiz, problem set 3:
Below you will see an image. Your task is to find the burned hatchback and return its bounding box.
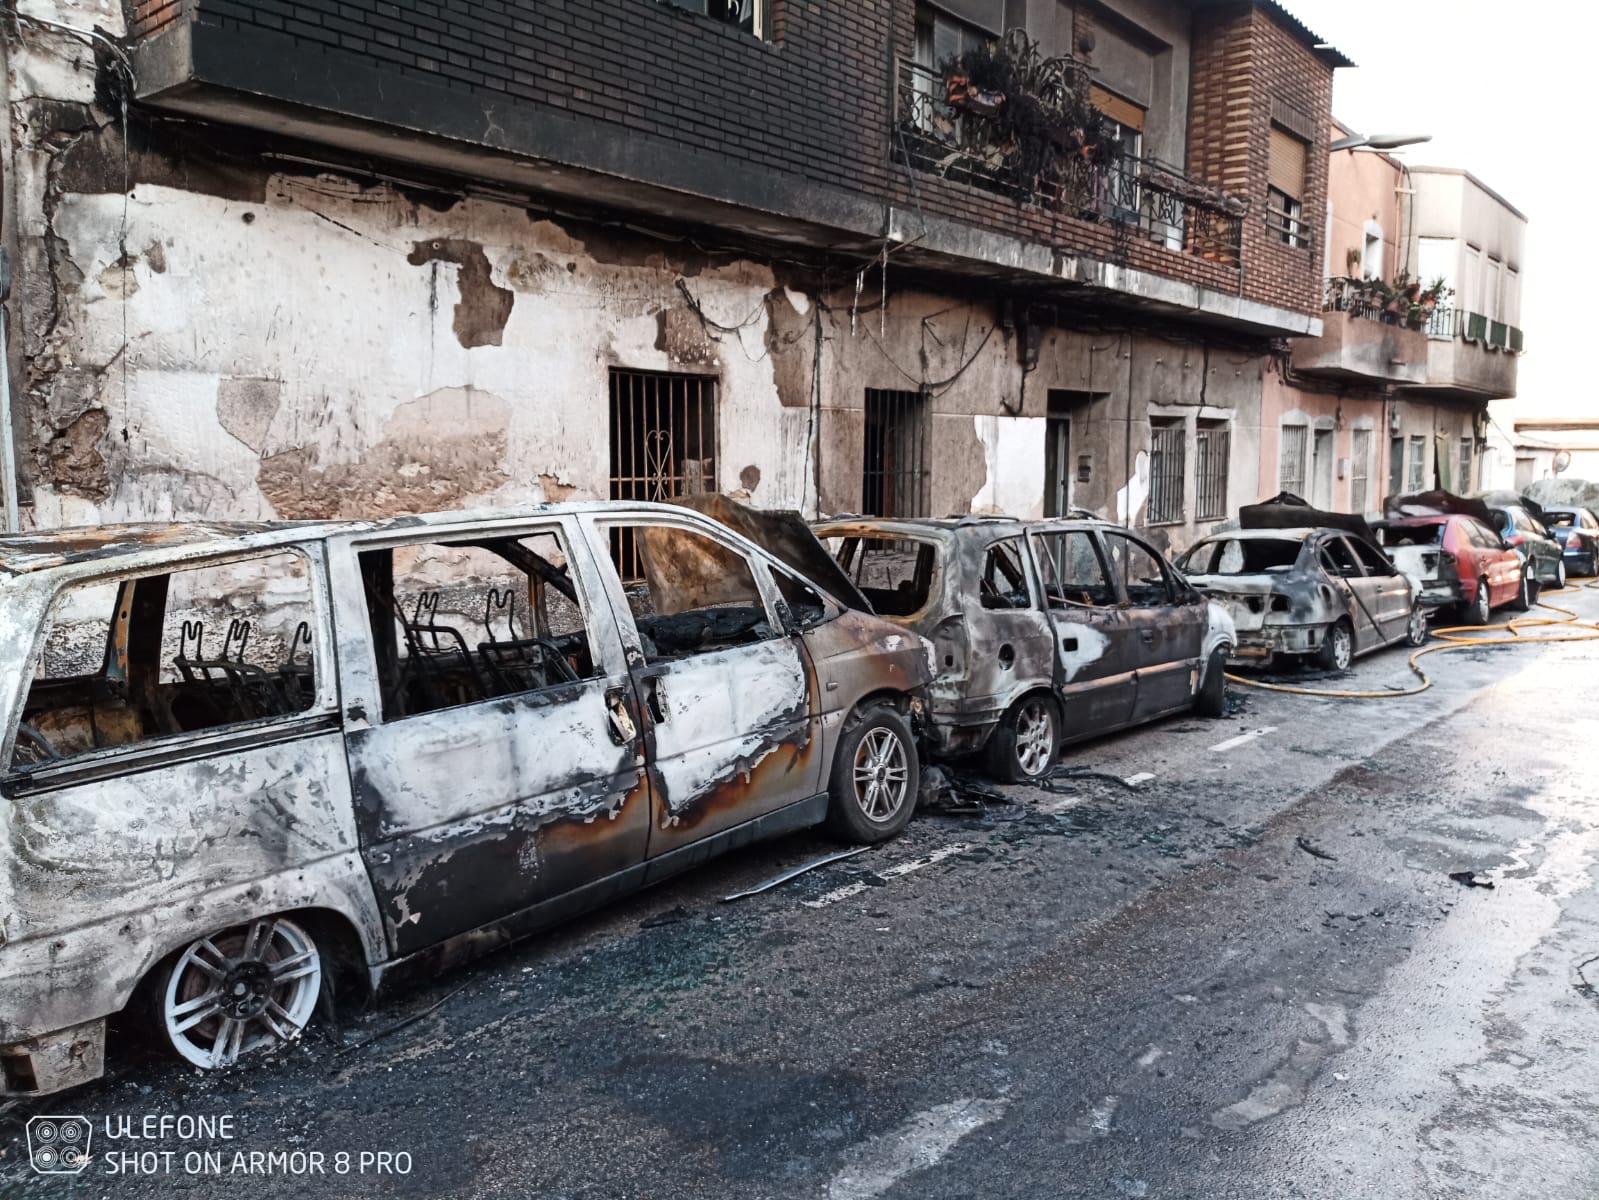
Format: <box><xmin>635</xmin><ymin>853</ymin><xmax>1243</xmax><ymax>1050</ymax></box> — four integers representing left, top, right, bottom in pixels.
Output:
<box><xmin>814</xmin><ymin>517</ymin><xmax>1235</xmax><ymax>782</ymax></box>
<box><xmin>0</xmin><ymin>502</ymin><xmax>933</xmax><ymax>1096</ymax></box>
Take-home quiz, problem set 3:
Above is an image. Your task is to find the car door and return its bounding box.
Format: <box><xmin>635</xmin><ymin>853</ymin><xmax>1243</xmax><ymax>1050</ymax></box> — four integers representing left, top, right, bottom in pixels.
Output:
<box><xmin>1028</xmin><ymin>528</ymin><xmax>1137</xmax><ymax>735</ymax></box>
<box><xmin>967</xmin><ymin>533</ymin><xmax>1056</xmax><ymax>716</ymax></box>
<box><xmin>329</xmin><ymin>517</ymin><xmax>651</xmax><ymax>958</ymax></box>
<box><xmin>1469</xmin><ymin>520</ymin><xmax>1520</xmax><ymax>604</ymax></box>
<box><xmin>584</xmin><ymin>512</ymin><xmax>820</xmax><ymax>862</ymax></box>
<box><xmin>1099</xmin><ymin>530</ymin><xmax>1206</xmax><ymax>722</ymax></box>
<box><xmin>1347</xmin><ymin>535</ymin><xmax>1413</xmax><ymax>643</ymax></box>
<box><xmin>1316</xmin><ymin>534</ymin><xmax>1381</xmax><ymax>649</ymax></box>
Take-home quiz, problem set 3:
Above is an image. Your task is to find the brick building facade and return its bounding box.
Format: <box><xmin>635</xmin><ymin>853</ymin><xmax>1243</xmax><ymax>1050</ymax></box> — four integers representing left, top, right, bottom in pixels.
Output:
<box><xmin>2</xmin><ymin>0</ymin><xmax>1347</xmax><ymax>550</ymax></box>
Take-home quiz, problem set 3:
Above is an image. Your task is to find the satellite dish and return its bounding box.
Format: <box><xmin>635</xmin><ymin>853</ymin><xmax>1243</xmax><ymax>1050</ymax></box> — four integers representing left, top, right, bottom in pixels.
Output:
<box><xmin>1554</xmin><ymin>450</ymin><xmax>1572</xmax><ymax>475</ymax></box>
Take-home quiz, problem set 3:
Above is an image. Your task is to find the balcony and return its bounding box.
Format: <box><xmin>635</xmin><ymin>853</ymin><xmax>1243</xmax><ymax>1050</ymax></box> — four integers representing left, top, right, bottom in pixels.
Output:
<box><xmin>1289</xmin><ymin>277</ymin><xmax>1430</xmax><ymax>384</ymax></box>
<box><xmin>892</xmin><ymin>59</ymin><xmax>1245</xmax><ymax>269</ymax></box>
<box><xmin>1412</xmin><ymin>308</ymin><xmax>1524</xmax><ymax>401</ymax></box>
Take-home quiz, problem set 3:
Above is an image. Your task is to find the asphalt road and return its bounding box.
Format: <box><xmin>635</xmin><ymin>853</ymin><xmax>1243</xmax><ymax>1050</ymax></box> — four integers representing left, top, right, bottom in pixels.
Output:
<box><xmin>7</xmin><ymin>584</ymin><xmax>1599</xmax><ymax>1199</ymax></box>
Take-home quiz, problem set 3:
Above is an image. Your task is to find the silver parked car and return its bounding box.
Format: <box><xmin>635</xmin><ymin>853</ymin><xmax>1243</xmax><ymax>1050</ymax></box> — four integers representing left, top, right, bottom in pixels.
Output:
<box><xmin>815</xmin><ymin>516</ymin><xmax>1236</xmax><ymax>782</ymax></box>
<box><xmin>0</xmin><ymin>502</ymin><xmax>933</xmax><ymax>1095</ymax></box>
<box><xmin>1177</xmin><ymin>527</ymin><xmax>1428</xmax><ymax>670</ymax></box>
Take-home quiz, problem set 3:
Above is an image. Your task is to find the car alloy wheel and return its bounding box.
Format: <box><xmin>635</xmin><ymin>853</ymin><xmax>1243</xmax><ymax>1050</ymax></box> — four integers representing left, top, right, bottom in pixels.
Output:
<box><xmin>1406</xmin><ymin>604</ymin><xmax>1428</xmax><ymax>647</ymax></box>
<box><xmin>852</xmin><ymin>725</ymin><xmax>910</xmax><ymax>824</ymax></box>
<box><xmin>162</xmin><ymin>917</ymin><xmax>322</xmax><ymax>1069</ymax></box>
<box><xmin>1556</xmin><ymin>558</ymin><xmax>1567</xmax><ymax>588</ymax></box>
<box><xmin>1012</xmin><ymin>698</ymin><xmax>1056</xmax><ymax>778</ymax></box>
<box><xmin>1474</xmin><ymin>581</ymin><xmax>1491</xmax><ymax>624</ymax></box>
<box><xmin>1328</xmin><ymin>624</ymin><xmax>1353</xmax><ymax>671</ymax></box>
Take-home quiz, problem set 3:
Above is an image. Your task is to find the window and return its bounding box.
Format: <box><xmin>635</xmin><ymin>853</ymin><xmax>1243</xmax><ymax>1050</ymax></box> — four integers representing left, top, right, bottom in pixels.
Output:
<box><xmin>772</xmin><ymin>570</ymin><xmax>828</xmax><ymax>629</ymax></box>
<box><xmin>863</xmin><ymin>389</ymin><xmax>929</xmax><ymax>518</ymax></box>
<box><xmin>979</xmin><ymin>539</ymin><xmax>1032</xmax><ymax>609</ymax></box>
<box><xmin>1350</xmin><ymin>538</ymin><xmax>1394</xmax><ymax>576</ymax></box>
<box><xmin>1033</xmin><ymin>531</ymin><xmax>1117</xmax><ymax>608</ymax></box>
<box><xmin>1195</xmin><ymin>421</ymin><xmax>1230</xmax><ymax>521</ymax></box>
<box><xmin>1319</xmin><ymin>536</ymin><xmax>1360</xmax><ymax>577</ymax></box>
<box><xmin>830</xmin><ymin>535</ymin><xmax>937</xmax><ymax>617</ymax></box>
<box><xmin>1407</xmin><ymin>435</ymin><xmax>1426</xmax><ymax>492</ymax></box>
<box><xmin>609</xmin><ymin>368</ymin><xmax>717</xmax><ymax>581</ymax></box>
<box><xmin>665</xmin><ymin>0</ymin><xmax>768</xmax><ymax>39</ymax></box>
<box><xmin>1350</xmin><ymin>429</ymin><xmax>1373</xmax><ymax>514</ymax></box>
<box><xmin>1361</xmin><ymin>223</ymin><xmax>1383</xmax><ymax>277</ymax></box>
<box><xmin>1458</xmin><ymin>438</ymin><xmax>1474</xmax><ymax>495</ymax></box>
<box><xmin>609</xmin><ymin>523</ymin><xmax>776</xmax><ymax>663</ymax></box>
<box><xmin>1179</xmin><ymin>537</ymin><xmax>1301</xmax><ymax>576</ymax></box>
<box><xmin>1267</xmin><ymin>126</ymin><xmax>1309</xmax><ymax>248</ymax></box>
<box><xmin>1146</xmin><ymin>419</ymin><xmax>1185</xmax><ymax>525</ymax></box>
<box><xmin>1279</xmin><ymin>424</ymin><xmax>1308</xmax><ymax>497</ymax></box>
<box><xmin>361</xmin><ymin>531</ymin><xmax>595</xmax><ymax>721</ymax></box>
<box><xmin>1103</xmin><ymin>533</ymin><xmax>1173</xmax><ymax>606</ymax></box>
<box><xmin>1091</xmin><ymin>85</ymin><xmax>1147</xmax><ymax>221</ymax></box>
<box><xmin>914</xmin><ymin>3</ymin><xmax>990</xmax><ymax>68</ymax></box>
<box><xmin>10</xmin><ymin>552</ymin><xmax>319</xmax><ymax>771</ymax></box>
<box><xmin>1389</xmin><ymin>435</ymin><xmax>1405</xmax><ymax>498</ymax></box>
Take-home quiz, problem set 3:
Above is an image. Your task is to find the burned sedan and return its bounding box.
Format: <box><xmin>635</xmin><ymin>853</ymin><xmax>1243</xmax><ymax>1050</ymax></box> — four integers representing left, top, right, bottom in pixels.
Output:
<box><xmin>0</xmin><ymin>502</ymin><xmax>933</xmax><ymax>1096</ymax></box>
<box><xmin>815</xmin><ymin>516</ymin><xmax>1235</xmax><ymax>783</ymax></box>
<box><xmin>1177</xmin><ymin>527</ymin><xmax>1427</xmax><ymax>671</ymax></box>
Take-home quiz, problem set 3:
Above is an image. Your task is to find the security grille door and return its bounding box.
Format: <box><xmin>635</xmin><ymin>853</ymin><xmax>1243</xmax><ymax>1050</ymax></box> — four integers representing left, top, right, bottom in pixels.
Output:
<box><xmin>1279</xmin><ymin>425</ymin><xmax>1308</xmax><ymax>497</ymax></box>
<box><xmin>1350</xmin><ymin>430</ymin><xmax>1372</xmax><ymax>513</ymax></box>
<box><xmin>609</xmin><ymin>369</ymin><xmax>717</xmax><ymax>580</ymax></box>
<box><xmin>863</xmin><ymin>389</ymin><xmax>929</xmax><ymax>518</ymax></box>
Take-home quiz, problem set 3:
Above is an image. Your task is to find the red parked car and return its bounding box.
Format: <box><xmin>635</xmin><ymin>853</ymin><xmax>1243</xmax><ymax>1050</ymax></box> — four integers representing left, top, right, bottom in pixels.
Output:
<box><xmin>1374</xmin><ymin>514</ymin><xmax>1532</xmax><ymax>624</ymax></box>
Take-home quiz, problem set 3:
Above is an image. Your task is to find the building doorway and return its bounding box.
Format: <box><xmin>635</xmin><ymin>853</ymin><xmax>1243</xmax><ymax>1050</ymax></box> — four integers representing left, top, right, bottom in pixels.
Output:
<box><xmin>1311</xmin><ymin>428</ymin><xmax>1334</xmax><ymax>509</ymax></box>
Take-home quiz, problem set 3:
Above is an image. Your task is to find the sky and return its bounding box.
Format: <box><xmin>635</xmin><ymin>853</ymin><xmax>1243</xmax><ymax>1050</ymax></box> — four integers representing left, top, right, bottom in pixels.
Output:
<box><xmin>1281</xmin><ymin>0</ymin><xmax>1594</xmax><ymax>419</ymax></box>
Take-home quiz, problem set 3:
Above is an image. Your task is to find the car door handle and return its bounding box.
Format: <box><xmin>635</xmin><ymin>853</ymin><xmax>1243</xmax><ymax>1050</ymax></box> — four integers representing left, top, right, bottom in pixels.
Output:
<box><xmin>604</xmin><ymin>687</ymin><xmax>637</xmax><ymax>745</ymax></box>
<box><xmin>1140</xmin><ymin>629</ymin><xmax>1154</xmax><ymax>644</ymax></box>
<box><xmin>644</xmin><ymin>675</ymin><xmax>669</xmax><ymax>725</ymax></box>
<box><xmin>1062</xmin><ymin>636</ymin><xmax>1078</xmax><ymax>652</ymax></box>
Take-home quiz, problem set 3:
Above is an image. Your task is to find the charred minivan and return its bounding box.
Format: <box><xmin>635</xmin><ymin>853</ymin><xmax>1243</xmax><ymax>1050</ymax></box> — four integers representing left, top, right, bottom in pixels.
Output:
<box><xmin>0</xmin><ymin>503</ymin><xmax>933</xmax><ymax>1095</ymax></box>
<box><xmin>815</xmin><ymin>517</ymin><xmax>1236</xmax><ymax>783</ymax></box>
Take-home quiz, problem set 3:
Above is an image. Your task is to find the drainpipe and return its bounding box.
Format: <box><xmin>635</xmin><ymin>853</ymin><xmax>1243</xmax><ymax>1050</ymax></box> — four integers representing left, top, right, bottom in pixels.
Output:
<box><xmin>0</xmin><ymin>247</ymin><xmax>18</xmax><ymax>533</ymax></box>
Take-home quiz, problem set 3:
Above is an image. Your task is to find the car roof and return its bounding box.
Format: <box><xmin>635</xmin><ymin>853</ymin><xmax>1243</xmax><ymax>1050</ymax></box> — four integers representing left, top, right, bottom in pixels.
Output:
<box><xmin>1192</xmin><ymin>528</ymin><xmax>1317</xmax><ymax>543</ymax></box>
<box><xmin>0</xmin><ymin>501</ymin><xmax>728</xmax><ymax>578</ymax></box>
<box><xmin>813</xmin><ymin>515</ymin><xmax>1119</xmax><ymax>548</ymax></box>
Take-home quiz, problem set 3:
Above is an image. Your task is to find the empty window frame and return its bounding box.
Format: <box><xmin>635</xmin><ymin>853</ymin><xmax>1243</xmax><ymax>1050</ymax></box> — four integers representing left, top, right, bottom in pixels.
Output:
<box><xmin>1267</xmin><ymin>125</ymin><xmax>1309</xmax><ymax>248</ymax></box>
<box><xmin>609</xmin><ymin>368</ymin><xmax>718</xmax><ymax>582</ymax></box>
<box><xmin>1407</xmin><ymin>435</ymin><xmax>1426</xmax><ymax>492</ymax></box>
<box><xmin>829</xmin><ymin>535</ymin><xmax>937</xmax><ymax>617</ymax></box>
<box><xmin>1279</xmin><ymin>424</ymin><xmax>1309</xmax><ymax>497</ymax></box>
<box><xmin>979</xmin><ymin>538</ymin><xmax>1033</xmax><ymax>609</ymax></box>
<box><xmin>1350</xmin><ymin>429</ymin><xmax>1373</xmax><ymax>513</ymax></box>
<box><xmin>862</xmin><ymin>389</ymin><xmax>929</xmax><ymax>519</ymax></box>
<box><xmin>1103</xmin><ymin>532</ymin><xmax>1173</xmax><ymax>607</ymax></box>
<box><xmin>1148</xmin><ymin>418</ymin><xmax>1185</xmax><ymax>525</ymax></box>
<box><xmin>1195</xmin><ymin>420</ymin><xmax>1230</xmax><ymax>520</ymax></box>
<box><xmin>1033</xmin><ymin>530</ymin><xmax>1117</xmax><ymax>608</ymax></box>
<box><xmin>360</xmin><ymin>531</ymin><xmax>596</xmax><ymax>721</ymax></box>
<box><xmin>10</xmin><ymin>552</ymin><xmax>319</xmax><ymax>771</ymax></box>
<box><xmin>606</xmin><ymin>522</ymin><xmax>777</xmax><ymax>663</ymax></box>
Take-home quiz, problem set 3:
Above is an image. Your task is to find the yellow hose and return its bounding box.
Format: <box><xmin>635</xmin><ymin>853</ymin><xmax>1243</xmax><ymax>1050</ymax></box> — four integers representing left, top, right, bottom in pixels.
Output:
<box><xmin>1225</xmin><ymin>585</ymin><xmax>1599</xmax><ymax>699</ymax></box>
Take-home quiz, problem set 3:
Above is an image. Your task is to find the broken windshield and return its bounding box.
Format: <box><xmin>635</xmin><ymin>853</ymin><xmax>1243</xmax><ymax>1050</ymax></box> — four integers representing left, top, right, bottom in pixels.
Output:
<box><xmin>1374</xmin><ymin>521</ymin><xmax>1445</xmax><ymax>547</ymax></box>
<box><xmin>1179</xmin><ymin>538</ymin><xmax>1302</xmax><ymax>576</ymax></box>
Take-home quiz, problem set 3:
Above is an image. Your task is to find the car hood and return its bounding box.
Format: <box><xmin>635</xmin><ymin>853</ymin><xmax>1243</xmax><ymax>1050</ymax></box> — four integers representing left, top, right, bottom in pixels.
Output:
<box><xmin>668</xmin><ymin>494</ymin><xmax>873</xmax><ymax>613</ymax></box>
<box><xmin>1240</xmin><ymin>493</ymin><xmax>1379</xmax><ymax>545</ymax></box>
<box><xmin>1384</xmin><ymin>489</ymin><xmax>1497</xmax><ymax>527</ymax></box>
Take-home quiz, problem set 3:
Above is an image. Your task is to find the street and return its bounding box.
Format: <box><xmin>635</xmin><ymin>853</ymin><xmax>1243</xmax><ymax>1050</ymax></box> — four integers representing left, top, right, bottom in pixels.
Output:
<box><xmin>6</xmin><ymin>585</ymin><xmax>1598</xmax><ymax>1199</ymax></box>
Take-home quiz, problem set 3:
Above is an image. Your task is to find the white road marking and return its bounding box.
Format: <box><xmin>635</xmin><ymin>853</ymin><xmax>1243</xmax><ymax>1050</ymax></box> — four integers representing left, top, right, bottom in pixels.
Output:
<box><xmin>1035</xmin><ymin>795</ymin><xmax>1085</xmax><ymax>816</ymax></box>
<box><xmin>802</xmin><ymin>843</ymin><xmax>971</xmax><ymax>909</ymax></box>
<box><xmin>1209</xmin><ymin>726</ymin><xmax>1278</xmax><ymax>753</ymax></box>
<box><xmin>825</xmin><ymin>1096</ymin><xmax>1009</xmax><ymax>1200</ymax></box>
<box><xmin>1124</xmin><ymin>772</ymin><xmax>1156</xmax><ymax>786</ymax></box>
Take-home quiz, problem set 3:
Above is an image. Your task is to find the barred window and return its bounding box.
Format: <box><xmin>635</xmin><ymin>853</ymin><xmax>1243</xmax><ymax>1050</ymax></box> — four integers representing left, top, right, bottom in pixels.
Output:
<box><xmin>1279</xmin><ymin>424</ymin><xmax>1308</xmax><ymax>497</ymax></box>
<box><xmin>1195</xmin><ymin>421</ymin><xmax>1230</xmax><ymax>520</ymax></box>
<box><xmin>1458</xmin><ymin>437</ymin><xmax>1474</xmax><ymax>495</ymax></box>
<box><xmin>1407</xmin><ymin>435</ymin><xmax>1426</xmax><ymax>492</ymax></box>
<box><xmin>863</xmin><ymin>389</ymin><xmax>929</xmax><ymax>518</ymax></box>
<box><xmin>1148</xmin><ymin>419</ymin><xmax>1185</xmax><ymax>525</ymax></box>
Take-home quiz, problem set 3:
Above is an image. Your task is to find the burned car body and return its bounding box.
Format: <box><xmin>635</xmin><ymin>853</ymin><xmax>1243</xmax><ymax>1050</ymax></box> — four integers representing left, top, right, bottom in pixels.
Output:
<box><xmin>814</xmin><ymin>516</ymin><xmax>1235</xmax><ymax>782</ymax></box>
<box><xmin>1177</xmin><ymin>527</ymin><xmax>1426</xmax><ymax>671</ymax></box>
<box><xmin>0</xmin><ymin>502</ymin><xmax>933</xmax><ymax>1096</ymax></box>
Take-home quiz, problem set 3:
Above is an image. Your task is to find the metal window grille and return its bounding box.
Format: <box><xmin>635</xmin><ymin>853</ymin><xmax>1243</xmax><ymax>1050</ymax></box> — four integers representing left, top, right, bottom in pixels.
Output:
<box><xmin>1407</xmin><ymin>435</ymin><xmax>1426</xmax><ymax>492</ymax></box>
<box><xmin>1148</xmin><ymin>420</ymin><xmax>1186</xmax><ymax>525</ymax></box>
<box><xmin>1459</xmin><ymin>437</ymin><xmax>1474</xmax><ymax>495</ymax></box>
<box><xmin>1279</xmin><ymin>425</ymin><xmax>1308</xmax><ymax>496</ymax></box>
<box><xmin>862</xmin><ymin>389</ymin><xmax>929</xmax><ymax>518</ymax></box>
<box><xmin>1194</xmin><ymin>421</ymin><xmax>1230</xmax><ymax>520</ymax></box>
<box><xmin>609</xmin><ymin>368</ymin><xmax>717</xmax><ymax>581</ymax></box>
<box><xmin>1389</xmin><ymin>436</ymin><xmax>1404</xmax><ymax>498</ymax></box>
<box><xmin>1350</xmin><ymin>429</ymin><xmax>1372</xmax><ymax>513</ymax></box>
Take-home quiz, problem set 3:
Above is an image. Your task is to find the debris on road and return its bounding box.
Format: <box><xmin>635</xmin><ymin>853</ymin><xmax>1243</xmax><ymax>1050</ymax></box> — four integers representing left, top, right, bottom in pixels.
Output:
<box><xmin>919</xmin><ymin>765</ymin><xmax>1014</xmax><ymax>815</ymax></box>
<box><xmin>334</xmin><ymin>984</ymin><xmax>470</xmax><ymax>1058</ymax></box>
<box><xmin>1124</xmin><ymin>772</ymin><xmax>1157</xmax><ymax>786</ymax></box>
<box><xmin>1296</xmin><ymin>835</ymin><xmax>1338</xmax><ymax>862</ymax></box>
<box><xmin>1448</xmin><ymin>870</ymin><xmax>1496</xmax><ymax>889</ymax></box>
<box><xmin>719</xmin><ymin>846</ymin><xmax>871</xmax><ymax>902</ymax></box>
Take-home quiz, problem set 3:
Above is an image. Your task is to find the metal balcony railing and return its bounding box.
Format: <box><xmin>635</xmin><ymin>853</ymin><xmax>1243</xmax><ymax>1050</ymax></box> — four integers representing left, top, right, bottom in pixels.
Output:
<box><xmin>1426</xmin><ymin>304</ymin><xmax>1456</xmax><ymax>340</ymax></box>
<box><xmin>892</xmin><ymin>59</ymin><xmax>1245</xmax><ymax>268</ymax></box>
